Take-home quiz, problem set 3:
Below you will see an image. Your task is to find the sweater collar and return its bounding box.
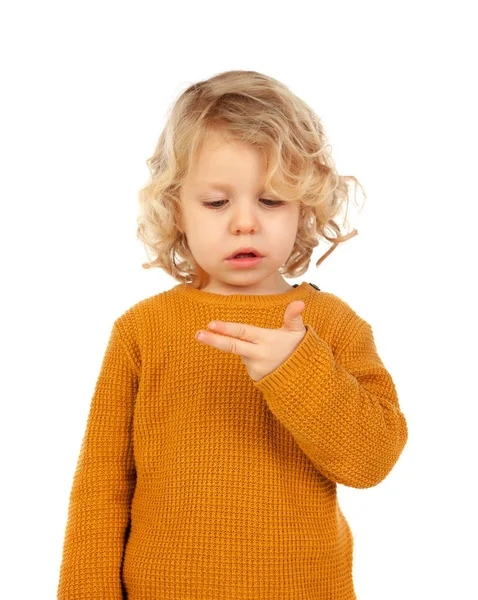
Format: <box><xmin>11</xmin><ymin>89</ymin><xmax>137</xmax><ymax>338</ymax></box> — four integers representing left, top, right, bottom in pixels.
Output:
<box><xmin>173</xmin><ymin>281</ymin><xmax>315</xmax><ymax>307</ymax></box>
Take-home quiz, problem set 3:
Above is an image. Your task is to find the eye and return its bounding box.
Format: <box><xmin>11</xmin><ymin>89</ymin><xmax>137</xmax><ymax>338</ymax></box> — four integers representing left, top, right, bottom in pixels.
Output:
<box><xmin>202</xmin><ymin>199</ymin><xmax>285</xmax><ymax>209</ymax></box>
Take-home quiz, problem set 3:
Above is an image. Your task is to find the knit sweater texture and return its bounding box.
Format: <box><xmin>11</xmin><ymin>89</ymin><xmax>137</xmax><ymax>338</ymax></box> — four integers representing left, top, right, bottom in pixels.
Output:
<box><xmin>57</xmin><ymin>281</ymin><xmax>408</xmax><ymax>599</ymax></box>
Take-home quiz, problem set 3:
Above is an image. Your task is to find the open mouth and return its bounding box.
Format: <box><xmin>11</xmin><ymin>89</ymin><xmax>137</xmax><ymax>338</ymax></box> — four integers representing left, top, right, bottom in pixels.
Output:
<box><xmin>226</xmin><ymin>254</ymin><xmax>263</xmax><ymax>267</ymax></box>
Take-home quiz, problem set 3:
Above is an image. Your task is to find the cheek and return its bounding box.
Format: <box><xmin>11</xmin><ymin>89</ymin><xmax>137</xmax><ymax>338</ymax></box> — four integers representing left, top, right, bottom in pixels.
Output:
<box><xmin>184</xmin><ymin>212</ymin><xmax>212</xmax><ymax>239</ymax></box>
<box><xmin>278</xmin><ymin>213</ymin><xmax>299</xmax><ymax>236</ymax></box>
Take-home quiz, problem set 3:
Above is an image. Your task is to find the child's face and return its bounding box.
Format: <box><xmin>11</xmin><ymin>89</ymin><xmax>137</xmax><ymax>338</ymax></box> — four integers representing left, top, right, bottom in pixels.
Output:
<box><xmin>179</xmin><ymin>128</ymin><xmax>301</xmax><ymax>295</ymax></box>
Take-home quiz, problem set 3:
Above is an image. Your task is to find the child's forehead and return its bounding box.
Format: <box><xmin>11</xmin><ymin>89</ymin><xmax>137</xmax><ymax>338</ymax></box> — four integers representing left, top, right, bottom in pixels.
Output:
<box><xmin>189</xmin><ymin>141</ymin><xmax>267</xmax><ymax>180</ymax></box>
<box><xmin>182</xmin><ymin>128</ymin><xmax>281</xmax><ymax>196</ymax></box>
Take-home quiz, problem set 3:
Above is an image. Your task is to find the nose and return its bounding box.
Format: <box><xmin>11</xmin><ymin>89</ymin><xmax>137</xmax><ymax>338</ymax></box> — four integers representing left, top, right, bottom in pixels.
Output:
<box><xmin>228</xmin><ymin>201</ymin><xmax>261</xmax><ymax>233</ymax></box>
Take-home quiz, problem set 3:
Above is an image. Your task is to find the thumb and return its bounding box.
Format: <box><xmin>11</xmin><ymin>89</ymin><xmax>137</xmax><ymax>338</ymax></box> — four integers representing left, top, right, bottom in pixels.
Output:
<box><xmin>284</xmin><ymin>301</ymin><xmax>306</xmax><ymax>331</ymax></box>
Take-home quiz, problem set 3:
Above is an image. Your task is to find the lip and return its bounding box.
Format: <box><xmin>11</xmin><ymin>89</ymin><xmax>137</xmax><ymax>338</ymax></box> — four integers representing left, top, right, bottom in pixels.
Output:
<box><xmin>226</xmin><ymin>247</ymin><xmax>263</xmax><ymax>260</ymax></box>
<box><xmin>225</xmin><ymin>256</ymin><xmax>264</xmax><ymax>268</ymax></box>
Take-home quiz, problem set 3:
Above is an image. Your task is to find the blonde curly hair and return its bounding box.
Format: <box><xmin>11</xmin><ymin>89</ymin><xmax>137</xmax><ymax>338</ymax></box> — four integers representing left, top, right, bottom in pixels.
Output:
<box><xmin>137</xmin><ymin>70</ymin><xmax>366</xmax><ymax>290</ymax></box>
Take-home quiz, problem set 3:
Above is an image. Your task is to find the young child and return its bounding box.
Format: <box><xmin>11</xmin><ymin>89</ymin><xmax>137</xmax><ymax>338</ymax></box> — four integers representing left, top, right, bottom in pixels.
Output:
<box><xmin>57</xmin><ymin>70</ymin><xmax>408</xmax><ymax>600</ymax></box>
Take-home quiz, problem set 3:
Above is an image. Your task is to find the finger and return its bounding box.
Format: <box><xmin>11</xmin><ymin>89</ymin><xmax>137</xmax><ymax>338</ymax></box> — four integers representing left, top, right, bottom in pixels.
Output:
<box><xmin>207</xmin><ymin>320</ymin><xmax>261</xmax><ymax>343</ymax></box>
<box><xmin>196</xmin><ymin>330</ymin><xmax>254</xmax><ymax>357</ymax></box>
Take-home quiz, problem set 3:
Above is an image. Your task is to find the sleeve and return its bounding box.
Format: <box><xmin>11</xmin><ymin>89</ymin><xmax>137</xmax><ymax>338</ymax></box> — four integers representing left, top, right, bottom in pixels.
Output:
<box><xmin>253</xmin><ymin>320</ymin><xmax>408</xmax><ymax>489</ymax></box>
<box><xmin>57</xmin><ymin>320</ymin><xmax>139</xmax><ymax>599</ymax></box>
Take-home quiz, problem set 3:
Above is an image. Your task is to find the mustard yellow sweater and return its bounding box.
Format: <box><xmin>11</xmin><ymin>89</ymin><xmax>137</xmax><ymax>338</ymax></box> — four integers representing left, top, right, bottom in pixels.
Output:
<box><xmin>57</xmin><ymin>281</ymin><xmax>408</xmax><ymax>599</ymax></box>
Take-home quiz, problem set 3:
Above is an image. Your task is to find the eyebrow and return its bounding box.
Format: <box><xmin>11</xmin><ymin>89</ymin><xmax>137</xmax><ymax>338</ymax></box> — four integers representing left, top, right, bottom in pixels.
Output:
<box><xmin>198</xmin><ymin>182</ymin><xmax>268</xmax><ymax>194</ymax></box>
<box><xmin>201</xmin><ymin>182</ymin><xmax>236</xmax><ymax>191</ymax></box>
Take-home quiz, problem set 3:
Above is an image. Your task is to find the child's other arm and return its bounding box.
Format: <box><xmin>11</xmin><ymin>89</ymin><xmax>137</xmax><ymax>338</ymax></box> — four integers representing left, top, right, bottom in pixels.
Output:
<box><xmin>57</xmin><ymin>320</ymin><xmax>138</xmax><ymax>599</ymax></box>
<box><xmin>255</xmin><ymin>319</ymin><xmax>408</xmax><ymax>489</ymax></box>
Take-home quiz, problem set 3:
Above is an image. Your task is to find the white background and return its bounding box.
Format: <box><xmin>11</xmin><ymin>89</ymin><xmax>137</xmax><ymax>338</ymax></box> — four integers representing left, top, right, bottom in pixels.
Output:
<box><xmin>1</xmin><ymin>1</ymin><xmax>477</xmax><ymax>598</ymax></box>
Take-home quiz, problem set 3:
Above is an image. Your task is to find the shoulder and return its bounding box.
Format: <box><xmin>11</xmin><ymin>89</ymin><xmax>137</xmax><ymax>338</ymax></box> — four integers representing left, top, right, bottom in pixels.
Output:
<box><xmin>307</xmin><ymin>283</ymin><xmax>361</xmax><ymax>319</ymax></box>
<box><xmin>115</xmin><ymin>287</ymin><xmax>176</xmax><ymax>326</ymax></box>
<box><xmin>317</xmin><ymin>289</ymin><xmax>362</xmax><ymax>320</ymax></box>
<box><xmin>110</xmin><ymin>287</ymin><xmax>177</xmax><ymax>369</ymax></box>
<box><xmin>306</xmin><ymin>285</ymin><xmax>367</xmax><ymax>349</ymax></box>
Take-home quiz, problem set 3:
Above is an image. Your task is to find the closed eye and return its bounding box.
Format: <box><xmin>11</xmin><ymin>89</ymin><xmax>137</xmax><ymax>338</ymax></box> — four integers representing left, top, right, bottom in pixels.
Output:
<box><xmin>202</xmin><ymin>199</ymin><xmax>285</xmax><ymax>209</ymax></box>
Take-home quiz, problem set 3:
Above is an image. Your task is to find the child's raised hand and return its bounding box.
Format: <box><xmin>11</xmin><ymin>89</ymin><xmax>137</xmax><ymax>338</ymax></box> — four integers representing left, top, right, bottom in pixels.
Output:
<box><xmin>195</xmin><ymin>301</ymin><xmax>307</xmax><ymax>382</ymax></box>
